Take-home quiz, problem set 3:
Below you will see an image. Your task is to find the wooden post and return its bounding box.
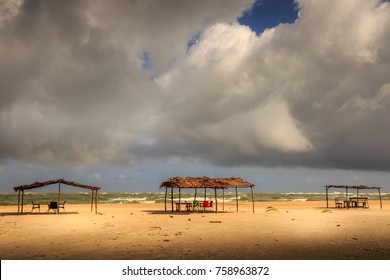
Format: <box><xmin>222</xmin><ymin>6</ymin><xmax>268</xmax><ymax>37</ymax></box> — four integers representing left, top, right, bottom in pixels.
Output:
<box><xmin>171</xmin><ymin>186</ymin><xmax>174</xmax><ymax>212</ymax></box>
<box><xmin>91</xmin><ymin>190</ymin><xmax>94</xmax><ymax>212</ymax></box>
<box><xmin>21</xmin><ymin>190</ymin><xmax>24</xmax><ymax>213</ymax></box>
<box><xmin>379</xmin><ymin>188</ymin><xmax>383</xmax><ymax>209</ymax></box>
<box><xmin>57</xmin><ymin>182</ymin><xmax>61</xmax><ymax>214</ymax></box>
<box><xmin>17</xmin><ymin>190</ymin><xmax>21</xmax><ymax>213</ymax></box>
<box><xmin>326</xmin><ymin>186</ymin><xmax>329</xmax><ymax>208</ymax></box>
<box><xmin>164</xmin><ymin>187</ymin><xmax>168</xmax><ymax>211</ymax></box>
<box><xmin>251</xmin><ymin>186</ymin><xmax>255</xmax><ymax>213</ymax></box>
<box><xmin>178</xmin><ymin>187</ymin><xmax>181</xmax><ymax>211</ymax></box>
<box><xmin>222</xmin><ymin>188</ymin><xmax>225</xmax><ymax>211</ymax></box>
<box><xmin>235</xmin><ymin>186</ymin><xmax>238</xmax><ymax>212</ymax></box>
<box><xmin>214</xmin><ymin>188</ymin><xmax>218</xmax><ymax>213</ymax></box>
<box><xmin>95</xmin><ymin>189</ymin><xmax>98</xmax><ymax>214</ymax></box>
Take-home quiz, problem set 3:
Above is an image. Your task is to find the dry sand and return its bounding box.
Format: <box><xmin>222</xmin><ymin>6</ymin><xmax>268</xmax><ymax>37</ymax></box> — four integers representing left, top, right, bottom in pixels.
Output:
<box><xmin>0</xmin><ymin>201</ymin><xmax>389</xmax><ymax>260</ymax></box>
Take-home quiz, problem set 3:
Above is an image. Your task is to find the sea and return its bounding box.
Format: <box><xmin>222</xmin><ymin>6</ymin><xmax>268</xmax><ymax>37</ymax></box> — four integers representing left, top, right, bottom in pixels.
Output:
<box><xmin>0</xmin><ymin>191</ymin><xmax>388</xmax><ymax>206</ymax></box>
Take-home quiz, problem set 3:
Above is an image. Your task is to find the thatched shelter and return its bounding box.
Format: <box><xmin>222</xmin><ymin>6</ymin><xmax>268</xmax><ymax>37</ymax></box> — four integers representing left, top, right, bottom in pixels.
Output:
<box><xmin>324</xmin><ymin>185</ymin><xmax>383</xmax><ymax>209</ymax></box>
<box><xmin>13</xmin><ymin>179</ymin><xmax>101</xmax><ymax>214</ymax></box>
<box><xmin>159</xmin><ymin>176</ymin><xmax>255</xmax><ymax>213</ymax></box>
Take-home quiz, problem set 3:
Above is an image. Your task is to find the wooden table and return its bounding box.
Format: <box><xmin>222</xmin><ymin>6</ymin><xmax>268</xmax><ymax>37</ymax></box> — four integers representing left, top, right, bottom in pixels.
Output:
<box><xmin>348</xmin><ymin>197</ymin><xmax>369</xmax><ymax>208</ymax></box>
<box><xmin>175</xmin><ymin>202</ymin><xmax>192</xmax><ymax>212</ymax></box>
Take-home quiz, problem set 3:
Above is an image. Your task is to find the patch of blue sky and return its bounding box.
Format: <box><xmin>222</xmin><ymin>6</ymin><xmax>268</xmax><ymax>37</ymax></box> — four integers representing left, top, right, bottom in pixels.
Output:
<box><xmin>140</xmin><ymin>50</ymin><xmax>152</xmax><ymax>69</ymax></box>
<box><xmin>186</xmin><ymin>31</ymin><xmax>201</xmax><ymax>53</ymax></box>
<box><xmin>238</xmin><ymin>0</ymin><xmax>299</xmax><ymax>35</ymax></box>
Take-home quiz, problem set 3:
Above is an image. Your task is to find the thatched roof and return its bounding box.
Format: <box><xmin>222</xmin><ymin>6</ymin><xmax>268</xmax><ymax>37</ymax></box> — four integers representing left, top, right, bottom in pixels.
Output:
<box><xmin>160</xmin><ymin>176</ymin><xmax>254</xmax><ymax>189</ymax></box>
<box><xmin>324</xmin><ymin>185</ymin><xmax>382</xmax><ymax>190</ymax></box>
<box><xmin>14</xmin><ymin>178</ymin><xmax>100</xmax><ymax>192</ymax></box>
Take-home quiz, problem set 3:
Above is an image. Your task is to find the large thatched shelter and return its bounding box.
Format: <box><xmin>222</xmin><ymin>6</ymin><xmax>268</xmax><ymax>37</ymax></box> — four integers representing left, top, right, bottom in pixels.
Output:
<box><xmin>324</xmin><ymin>185</ymin><xmax>383</xmax><ymax>209</ymax></box>
<box><xmin>160</xmin><ymin>176</ymin><xmax>255</xmax><ymax>213</ymax></box>
<box><xmin>13</xmin><ymin>179</ymin><xmax>100</xmax><ymax>214</ymax></box>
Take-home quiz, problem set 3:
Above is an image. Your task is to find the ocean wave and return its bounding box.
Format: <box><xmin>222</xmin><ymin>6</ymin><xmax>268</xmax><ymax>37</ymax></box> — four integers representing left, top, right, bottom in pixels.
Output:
<box><xmin>0</xmin><ymin>191</ymin><xmax>388</xmax><ymax>205</ymax></box>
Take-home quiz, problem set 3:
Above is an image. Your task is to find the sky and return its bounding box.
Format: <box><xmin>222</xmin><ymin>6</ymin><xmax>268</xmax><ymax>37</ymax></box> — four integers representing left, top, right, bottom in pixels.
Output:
<box><xmin>1</xmin><ymin>0</ymin><xmax>390</xmax><ymax>192</ymax></box>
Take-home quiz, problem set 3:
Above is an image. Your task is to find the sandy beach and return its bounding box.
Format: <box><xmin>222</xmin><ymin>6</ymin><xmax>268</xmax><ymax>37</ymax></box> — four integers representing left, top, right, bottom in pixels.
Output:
<box><xmin>0</xmin><ymin>201</ymin><xmax>389</xmax><ymax>260</ymax></box>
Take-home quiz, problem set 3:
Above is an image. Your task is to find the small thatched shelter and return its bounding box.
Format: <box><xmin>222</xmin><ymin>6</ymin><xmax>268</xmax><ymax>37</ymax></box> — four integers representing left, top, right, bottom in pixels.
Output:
<box><xmin>13</xmin><ymin>179</ymin><xmax>100</xmax><ymax>214</ymax></box>
<box><xmin>159</xmin><ymin>176</ymin><xmax>255</xmax><ymax>213</ymax></box>
<box><xmin>324</xmin><ymin>185</ymin><xmax>383</xmax><ymax>209</ymax></box>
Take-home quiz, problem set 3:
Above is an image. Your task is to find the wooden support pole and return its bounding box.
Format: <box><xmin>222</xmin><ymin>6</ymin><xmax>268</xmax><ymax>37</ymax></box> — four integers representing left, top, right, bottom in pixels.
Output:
<box><xmin>326</xmin><ymin>186</ymin><xmax>329</xmax><ymax>208</ymax></box>
<box><xmin>222</xmin><ymin>189</ymin><xmax>225</xmax><ymax>211</ymax></box>
<box><xmin>164</xmin><ymin>187</ymin><xmax>168</xmax><ymax>211</ymax></box>
<box><xmin>178</xmin><ymin>187</ymin><xmax>181</xmax><ymax>211</ymax></box>
<box><xmin>21</xmin><ymin>190</ymin><xmax>24</xmax><ymax>213</ymax></box>
<box><xmin>379</xmin><ymin>188</ymin><xmax>383</xmax><ymax>209</ymax></box>
<box><xmin>95</xmin><ymin>190</ymin><xmax>98</xmax><ymax>214</ymax></box>
<box><xmin>251</xmin><ymin>187</ymin><xmax>255</xmax><ymax>213</ymax></box>
<box><xmin>235</xmin><ymin>186</ymin><xmax>238</xmax><ymax>212</ymax></box>
<box><xmin>57</xmin><ymin>182</ymin><xmax>61</xmax><ymax>214</ymax></box>
<box><xmin>17</xmin><ymin>190</ymin><xmax>21</xmax><ymax>213</ymax></box>
<box><xmin>171</xmin><ymin>186</ymin><xmax>174</xmax><ymax>212</ymax></box>
<box><xmin>91</xmin><ymin>190</ymin><xmax>94</xmax><ymax>212</ymax></box>
<box><xmin>214</xmin><ymin>188</ymin><xmax>218</xmax><ymax>213</ymax></box>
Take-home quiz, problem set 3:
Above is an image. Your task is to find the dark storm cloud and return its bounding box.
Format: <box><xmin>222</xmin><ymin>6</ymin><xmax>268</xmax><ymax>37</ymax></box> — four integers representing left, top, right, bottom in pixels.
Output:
<box><xmin>0</xmin><ymin>0</ymin><xmax>254</xmax><ymax>164</ymax></box>
<box><xmin>1</xmin><ymin>0</ymin><xmax>390</xmax><ymax>172</ymax></box>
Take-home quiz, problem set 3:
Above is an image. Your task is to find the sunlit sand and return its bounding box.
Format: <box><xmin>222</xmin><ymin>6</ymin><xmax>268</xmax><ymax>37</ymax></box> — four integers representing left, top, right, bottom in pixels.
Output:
<box><xmin>0</xmin><ymin>201</ymin><xmax>389</xmax><ymax>260</ymax></box>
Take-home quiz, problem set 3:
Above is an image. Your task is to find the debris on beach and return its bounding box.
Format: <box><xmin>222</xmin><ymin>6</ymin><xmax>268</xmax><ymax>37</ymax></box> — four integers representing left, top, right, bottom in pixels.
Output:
<box><xmin>149</xmin><ymin>226</ymin><xmax>162</xmax><ymax>231</ymax></box>
<box><xmin>265</xmin><ymin>206</ymin><xmax>279</xmax><ymax>213</ymax></box>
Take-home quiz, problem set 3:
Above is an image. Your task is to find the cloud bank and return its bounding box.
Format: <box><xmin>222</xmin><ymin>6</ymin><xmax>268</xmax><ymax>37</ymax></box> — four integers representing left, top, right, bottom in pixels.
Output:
<box><xmin>1</xmin><ymin>0</ymin><xmax>390</xmax><ymax>172</ymax></box>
